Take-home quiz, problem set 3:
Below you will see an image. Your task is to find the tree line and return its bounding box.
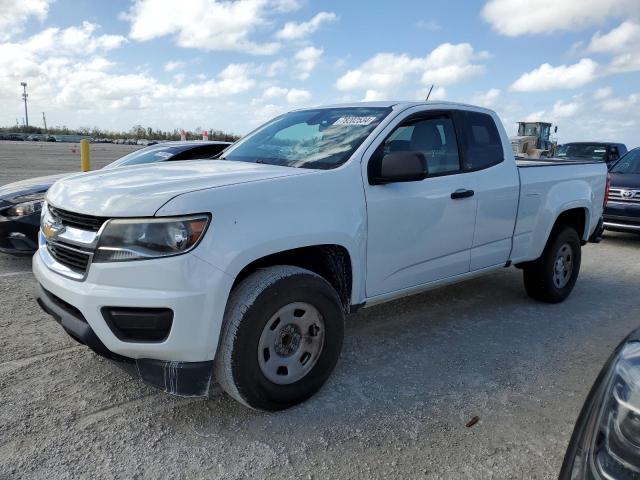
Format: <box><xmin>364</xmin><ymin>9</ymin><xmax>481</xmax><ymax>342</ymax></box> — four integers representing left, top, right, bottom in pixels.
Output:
<box><xmin>1</xmin><ymin>124</ymin><xmax>240</xmax><ymax>142</ymax></box>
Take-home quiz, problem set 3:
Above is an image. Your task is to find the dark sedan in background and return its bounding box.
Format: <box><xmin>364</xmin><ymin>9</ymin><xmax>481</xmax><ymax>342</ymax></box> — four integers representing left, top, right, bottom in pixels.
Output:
<box><xmin>0</xmin><ymin>141</ymin><xmax>230</xmax><ymax>255</ymax></box>
<box><xmin>604</xmin><ymin>147</ymin><xmax>640</xmax><ymax>234</ymax></box>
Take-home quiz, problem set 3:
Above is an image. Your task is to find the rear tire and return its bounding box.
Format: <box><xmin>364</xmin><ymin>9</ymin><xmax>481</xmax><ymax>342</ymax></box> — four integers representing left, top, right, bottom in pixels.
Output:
<box><xmin>523</xmin><ymin>226</ymin><xmax>582</xmax><ymax>303</ymax></box>
<box><xmin>214</xmin><ymin>266</ymin><xmax>345</xmax><ymax>411</ymax></box>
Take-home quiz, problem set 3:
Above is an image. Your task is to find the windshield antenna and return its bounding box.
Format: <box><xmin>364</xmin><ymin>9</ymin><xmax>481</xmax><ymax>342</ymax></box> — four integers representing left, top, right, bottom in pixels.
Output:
<box><xmin>425</xmin><ymin>85</ymin><xmax>434</xmax><ymax>101</ymax></box>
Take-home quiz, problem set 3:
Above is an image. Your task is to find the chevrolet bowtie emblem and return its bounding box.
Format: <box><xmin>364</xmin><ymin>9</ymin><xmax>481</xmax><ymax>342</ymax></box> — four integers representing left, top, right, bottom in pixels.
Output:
<box><xmin>43</xmin><ymin>220</ymin><xmax>65</xmax><ymax>241</ymax></box>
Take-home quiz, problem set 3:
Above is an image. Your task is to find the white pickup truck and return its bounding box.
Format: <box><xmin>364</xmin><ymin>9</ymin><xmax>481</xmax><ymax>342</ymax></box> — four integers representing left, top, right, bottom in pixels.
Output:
<box><xmin>33</xmin><ymin>101</ymin><xmax>607</xmax><ymax>411</ymax></box>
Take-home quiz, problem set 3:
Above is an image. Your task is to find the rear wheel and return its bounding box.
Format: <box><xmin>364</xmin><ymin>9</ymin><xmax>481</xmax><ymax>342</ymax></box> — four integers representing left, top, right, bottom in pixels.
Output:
<box><xmin>214</xmin><ymin>266</ymin><xmax>344</xmax><ymax>411</ymax></box>
<box><xmin>523</xmin><ymin>226</ymin><xmax>582</xmax><ymax>303</ymax></box>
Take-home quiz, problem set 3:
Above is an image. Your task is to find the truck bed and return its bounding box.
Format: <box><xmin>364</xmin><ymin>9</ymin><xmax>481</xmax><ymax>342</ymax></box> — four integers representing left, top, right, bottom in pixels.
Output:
<box><xmin>510</xmin><ymin>156</ymin><xmax>608</xmax><ymax>265</ymax></box>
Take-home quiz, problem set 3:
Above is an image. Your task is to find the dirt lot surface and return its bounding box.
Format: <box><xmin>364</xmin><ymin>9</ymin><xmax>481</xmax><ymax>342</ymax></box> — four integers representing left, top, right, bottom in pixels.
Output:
<box><xmin>1</xmin><ymin>141</ymin><xmax>639</xmax><ymax>479</ymax></box>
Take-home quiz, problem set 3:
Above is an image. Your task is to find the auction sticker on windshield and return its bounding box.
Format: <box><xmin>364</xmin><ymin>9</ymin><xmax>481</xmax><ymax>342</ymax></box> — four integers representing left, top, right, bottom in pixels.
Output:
<box><xmin>333</xmin><ymin>116</ymin><xmax>378</xmax><ymax>126</ymax></box>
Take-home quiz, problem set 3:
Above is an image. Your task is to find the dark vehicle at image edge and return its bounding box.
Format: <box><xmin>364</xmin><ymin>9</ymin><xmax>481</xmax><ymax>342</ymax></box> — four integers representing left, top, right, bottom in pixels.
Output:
<box><xmin>0</xmin><ymin>141</ymin><xmax>231</xmax><ymax>255</ymax></box>
<box><xmin>604</xmin><ymin>147</ymin><xmax>640</xmax><ymax>234</ymax></box>
<box><xmin>560</xmin><ymin>327</ymin><xmax>640</xmax><ymax>479</ymax></box>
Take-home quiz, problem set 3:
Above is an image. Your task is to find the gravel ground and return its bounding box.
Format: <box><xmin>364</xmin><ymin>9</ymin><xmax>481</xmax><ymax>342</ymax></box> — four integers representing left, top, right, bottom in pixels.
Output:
<box><xmin>1</xmin><ymin>141</ymin><xmax>639</xmax><ymax>479</ymax></box>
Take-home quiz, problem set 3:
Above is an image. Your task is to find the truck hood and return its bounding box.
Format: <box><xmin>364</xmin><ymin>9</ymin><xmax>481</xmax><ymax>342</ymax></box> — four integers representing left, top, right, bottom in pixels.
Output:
<box><xmin>46</xmin><ymin>160</ymin><xmax>313</xmax><ymax>217</ymax></box>
<box><xmin>0</xmin><ymin>173</ymin><xmax>69</xmax><ymax>202</ymax></box>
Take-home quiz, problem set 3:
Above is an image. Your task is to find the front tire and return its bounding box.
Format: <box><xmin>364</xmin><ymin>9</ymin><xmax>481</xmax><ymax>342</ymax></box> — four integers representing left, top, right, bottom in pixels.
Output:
<box><xmin>214</xmin><ymin>266</ymin><xmax>345</xmax><ymax>411</ymax></box>
<box><xmin>523</xmin><ymin>226</ymin><xmax>582</xmax><ymax>303</ymax></box>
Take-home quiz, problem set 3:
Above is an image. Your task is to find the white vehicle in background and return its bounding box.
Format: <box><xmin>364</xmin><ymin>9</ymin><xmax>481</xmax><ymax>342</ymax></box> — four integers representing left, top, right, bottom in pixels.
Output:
<box><xmin>33</xmin><ymin>101</ymin><xmax>607</xmax><ymax>411</ymax></box>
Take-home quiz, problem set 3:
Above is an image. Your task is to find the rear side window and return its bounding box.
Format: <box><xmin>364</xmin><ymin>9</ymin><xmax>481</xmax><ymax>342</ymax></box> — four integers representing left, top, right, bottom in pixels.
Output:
<box><xmin>456</xmin><ymin>111</ymin><xmax>503</xmax><ymax>170</ymax></box>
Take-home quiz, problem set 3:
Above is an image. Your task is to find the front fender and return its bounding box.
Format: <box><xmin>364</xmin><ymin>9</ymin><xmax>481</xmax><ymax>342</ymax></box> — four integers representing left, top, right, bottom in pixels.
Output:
<box><xmin>156</xmin><ymin>162</ymin><xmax>367</xmax><ymax>306</ymax></box>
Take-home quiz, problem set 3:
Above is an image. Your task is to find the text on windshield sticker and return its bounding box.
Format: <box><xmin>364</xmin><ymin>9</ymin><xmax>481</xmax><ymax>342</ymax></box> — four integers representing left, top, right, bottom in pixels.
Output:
<box><xmin>333</xmin><ymin>116</ymin><xmax>378</xmax><ymax>126</ymax></box>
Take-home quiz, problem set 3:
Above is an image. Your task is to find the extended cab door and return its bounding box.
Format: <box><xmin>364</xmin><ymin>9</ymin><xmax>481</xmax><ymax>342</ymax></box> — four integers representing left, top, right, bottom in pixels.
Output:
<box><xmin>363</xmin><ymin>110</ymin><xmax>477</xmax><ymax>297</ymax></box>
<box><xmin>452</xmin><ymin>109</ymin><xmax>520</xmax><ymax>271</ymax></box>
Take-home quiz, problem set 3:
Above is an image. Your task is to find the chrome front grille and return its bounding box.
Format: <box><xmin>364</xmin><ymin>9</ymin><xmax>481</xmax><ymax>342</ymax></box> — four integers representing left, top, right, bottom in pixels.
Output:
<box><xmin>46</xmin><ymin>241</ymin><xmax>92</xmax><ymax>273</ymax></box>
<box><xmin>40</xmin><ymin>204</ymin><xmax>104</xmax><ymax>280</ymax></box>
<box><xmin>608</xmin><ymin>188</ymin><xmax>640</xmax><ymax>204</ymax></box>
<box><xmin>49</xmin><ymin>205</ymin><xmax>107</xmax><ymax>231</ymax></box>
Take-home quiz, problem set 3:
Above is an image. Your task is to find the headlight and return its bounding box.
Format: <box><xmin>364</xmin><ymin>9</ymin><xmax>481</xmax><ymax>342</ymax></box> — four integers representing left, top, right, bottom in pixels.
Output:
<box><xmin>4</xmin><ymin>198</ymin><xmax>44</xmax><ymax>217</ymax></box>
<box><xmin>561</xmin><ymin>336</ymin><xmax>640</xmax><ymax>479</ymax></box>
<box><xmin>93</xmin><ymin>215</ymin><xmax>210</xmax><ymax>262</ymax></box>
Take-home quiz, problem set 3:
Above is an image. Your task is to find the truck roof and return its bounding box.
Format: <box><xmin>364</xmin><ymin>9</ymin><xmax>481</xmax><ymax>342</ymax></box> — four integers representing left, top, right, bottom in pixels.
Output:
<box><xmin>296</xmin><ymin>100</ymin><xmax>496</xmax><ymax>114</ymax></box>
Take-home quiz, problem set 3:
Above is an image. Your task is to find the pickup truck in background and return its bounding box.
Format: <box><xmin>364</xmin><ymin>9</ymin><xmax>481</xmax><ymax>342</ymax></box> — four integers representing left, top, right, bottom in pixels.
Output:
<box><xmin>33</xmin><ymin>101</ymin><xmax>608</xmax><ymax>411</ymax></box>
<box><xmin>604</xmin><ymin>147</ymin><xmax>640</xmax><ymax>233</ymax></box>
<box><xmin>556</xmin><ymin>142</ymin><xmax>627</xmax><ymax>167</ymax></box>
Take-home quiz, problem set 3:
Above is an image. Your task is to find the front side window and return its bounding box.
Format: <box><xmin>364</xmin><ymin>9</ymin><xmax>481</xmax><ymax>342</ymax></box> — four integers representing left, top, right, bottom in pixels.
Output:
<box><xmin>456</xmin><ymin>111</ymin><xmax>504</xmax><ymax>170</ymax></box>
<box><xmin>221</xmin><ymin>107</ymin><xmax>391</xmax><ymax>170</ymax></box>
<box><xmin>611</xmin><ymin>149</ymin><xmax>640</xmax><ymax>174</ymax></box>
<box><xmin>377</xmin><ymin>116</ymin><xmax>461</xmax><ymax>175</ymax></box>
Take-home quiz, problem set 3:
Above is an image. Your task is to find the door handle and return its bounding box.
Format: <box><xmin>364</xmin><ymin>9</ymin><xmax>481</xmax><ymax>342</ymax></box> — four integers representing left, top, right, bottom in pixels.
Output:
<box><xmin>451</xmin><ymin>189</ymin><xmax>475</xmax><ymax>199</ymax></box>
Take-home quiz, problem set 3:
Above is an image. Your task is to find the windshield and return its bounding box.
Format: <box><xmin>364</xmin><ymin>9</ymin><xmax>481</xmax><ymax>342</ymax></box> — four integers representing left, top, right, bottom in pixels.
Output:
<box><xmin>104</xmin><ymin>145</ymin><xmax>181</xmax><ymax>169</ymax></box>
<box><xmin>518</xmin><ymin>123</ymin><xmax>541</xmax><ymax>136</ymax></box>
<box><xmin>611</xmin><ymin>149</ymin><xmax>640</xmax><ymax>174</ymax></box>
<box><xmin>221</xmin><ymin>107</ymin><xmax>392</xmax><ymax>169</ymax></box>
<box><xmin>556</xmin><ymin>143</ymin><xmax>607</xmax><ymax>160</ymax></box>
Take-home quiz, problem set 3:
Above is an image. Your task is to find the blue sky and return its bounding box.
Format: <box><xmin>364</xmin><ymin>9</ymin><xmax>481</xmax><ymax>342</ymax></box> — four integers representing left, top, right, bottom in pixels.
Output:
<box><xmin>1</xmin><ymin>0</ymin><xmax>639</xmax><ymax>146</ymax></box>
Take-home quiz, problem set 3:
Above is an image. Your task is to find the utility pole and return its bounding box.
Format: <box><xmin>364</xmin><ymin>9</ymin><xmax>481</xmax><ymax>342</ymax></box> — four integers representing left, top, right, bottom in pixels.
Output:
<box><xmin>20</xmin><ymin>82</ymin><xmax>29</xmax><ymax>128</ymax></box>
<box><xmin>42</xmin><ymin>112</ymin><xmax>47</xmax><ymax>130</ymax></box>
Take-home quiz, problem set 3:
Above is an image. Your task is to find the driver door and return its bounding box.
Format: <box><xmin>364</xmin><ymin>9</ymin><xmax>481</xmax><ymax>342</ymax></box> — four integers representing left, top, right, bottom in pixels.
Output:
<box><xmin>363</xmin><ymin>110</ymin><xmax>477</xmax><ymax>297</ymax></box>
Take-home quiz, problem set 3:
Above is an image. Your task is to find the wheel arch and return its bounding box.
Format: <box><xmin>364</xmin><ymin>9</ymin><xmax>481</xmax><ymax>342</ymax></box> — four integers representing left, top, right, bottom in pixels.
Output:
<box><xmin>230</xmin><ymin>244</ymin><xmax>354</xmax><ymax>312</ymax></box>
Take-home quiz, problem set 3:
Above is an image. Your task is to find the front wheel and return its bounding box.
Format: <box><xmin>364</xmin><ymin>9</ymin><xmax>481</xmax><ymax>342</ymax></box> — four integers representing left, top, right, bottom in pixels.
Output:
<box><xmin>523</xmin><ymin>226</ymin><xmax>582</xmax><ymax>303</ymax></box>
<box><xmin>214</xmin><ymin>266</ymin><xmax>345</xmax><ymax>411</ymax></box>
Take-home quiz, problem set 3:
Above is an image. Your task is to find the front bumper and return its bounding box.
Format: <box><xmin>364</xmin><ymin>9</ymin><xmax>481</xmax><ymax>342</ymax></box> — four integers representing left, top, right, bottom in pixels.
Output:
<box><xmin>35</xmin><ymin>283</ymin><xmax>214</xmax><ymax>396</ymax></box>
<box><xmin>604</xmin><ymin>202</ymin><xmax>640</xmax><ymax>233</ymax></box>
<box><xmin>33</xmin><ymin>247</ymin><xmax>235</xmax><ymax>396</ymax></box>
<box><xmin>0</xmin><ymin>212</ymin><xmax>39</xmax><ymax>254</ymax></box>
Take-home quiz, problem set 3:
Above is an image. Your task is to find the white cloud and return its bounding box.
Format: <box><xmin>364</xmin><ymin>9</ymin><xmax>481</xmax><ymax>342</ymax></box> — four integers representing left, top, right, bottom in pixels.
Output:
<box><xmin>421</xmin><ymin>43</ymin><xmax>487</xmax><ymax>86</ymax></box>
<box><xmin>588</xmin><ymin>21</ymin><xmax>640</xmax><ymax>53</ymax></box>
<box><xmin>482</xmin><ymin>0</ymin><xmax>640</xmax><ymax>36</ymax></box>
<box><xmin>588</xmin><ymin>21</ymin><xmax>640</xmax><ymax>73</ymax></box>
<box><xmin>551</xmin><ymin>99</ymin><xmax>582</xmax><ymax>118</ymax></box>
<box><xmin>416</xmin><ymin>19</ymin><xmax>441</xmax><ymax>31</ymax></box>
<box><xmin>511</xmin><ymin>58</ymin><xmax>599</xmax><ymax>91</ymax></box>
<box><xmin>124</xmin><ymin>0</ymin><xmax>281</xmax><ymax>55</ymax></box>
<box><xmin>473</xmin><ymin>88</ymin><xmax>501</xmax><ymax>107</ymax></box>
<box><xmin>275</xmin><ymin>11</ymin><xmax>337</xmax><ymax>40</ymax></box>
<box><xmin>524</xmin><ymin>110</ymin><xmax>547</xmax><ymax>122</ymax></box>
<box><xmin>594</xmin><ymin>87</ymin><xmax>613</xmax><ymax>99</ymax></box>
<box><xmin>293</xmin><ymin>46</ymin><xmax>322</xmax><ymax>80</ymax></box>
<box><xmin>23</xmin><ymin>21</ymin><xmax>127</xmax><ymax>55</ymax></box>
<box><xmin>164</xmin><ymin>61</ymin><xmax>184</xmax><ymax>72</ymax></box>
<box><xmin>336</xmin><ymin>43</ymin><xmax>487</xmax><ymax>99</ymax></box>
<box><xmin>261</xmin><ymin>58</ymin><xmax>288</xmax><ymax>77</ymax></box>
<box><xmin>259</xmin><ymin>85</ymin><xmax>311</xmax><ymax>104</ymax></box>
<box><xmin>0</xmin><ymin>23</ymin><xmax>255</xmax><ymax>123</ymax></box>
<box><xmin>286</xmin><ymin>88</ymin><xmax>311</xmax><ymax>104</ymax></box>
<box><xmin>262</xmin><ymin>85</ymin><xmax>288</xmax><ymax>99</ymax></box>
<box><xmin>600</xmin><ymin>92</ymin><xmax>639</xmax><ymax>112</ymax></box>
<box><xmin>0</xmin><ymin>0</ymin><xmax>51</xmax><ymax>41</ymax></box>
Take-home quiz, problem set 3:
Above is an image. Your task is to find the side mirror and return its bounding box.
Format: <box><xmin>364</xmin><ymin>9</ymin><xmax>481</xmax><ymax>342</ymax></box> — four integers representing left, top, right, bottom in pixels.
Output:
<box><xmin>554</xmin><ymin>126</ymin><xmax>558</xmax><ymax>134</ymax></box>
<box><xmin>370</xmin><ymin>151</ymin><xmax>428</xmax><ymax>185</ymax></box>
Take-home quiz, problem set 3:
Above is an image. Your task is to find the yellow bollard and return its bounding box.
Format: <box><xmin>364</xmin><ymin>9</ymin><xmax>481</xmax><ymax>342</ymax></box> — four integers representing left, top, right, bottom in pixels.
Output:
<box><xmin>80</xmin><ymin>139</ymin><xmax>91</xmax><ymax>171</ymax></box>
